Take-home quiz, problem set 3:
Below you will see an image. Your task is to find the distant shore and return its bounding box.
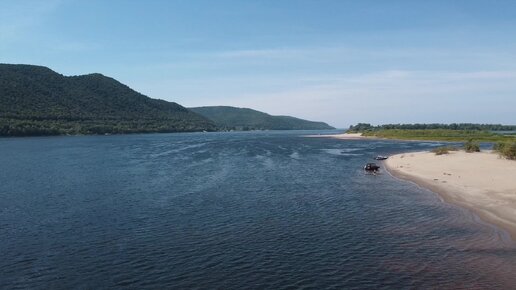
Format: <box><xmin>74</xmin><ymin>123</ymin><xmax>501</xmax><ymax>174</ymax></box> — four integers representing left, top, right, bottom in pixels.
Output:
<box><xmin>385</xmin><ymin>151</ymin><xmax>516</xmax><ymax>240</ymax></box>
<box><xmin>304</xmin><ymin>132</ymin><xmax>450</xmax><ymax>142</ymax></box>
<box><xmin>308</xmin><ymin>129</ymin><xmax>516</xmax><ymax>143</ymax></box>
<box><xmin>305</xmin><ymin>132</ymin><xmax>376</xmax><ymax>140</ymax></box>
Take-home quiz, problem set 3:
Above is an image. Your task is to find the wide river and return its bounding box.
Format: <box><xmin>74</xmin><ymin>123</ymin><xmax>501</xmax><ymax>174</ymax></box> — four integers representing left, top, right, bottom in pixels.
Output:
<box><xmin>1</xmin><ymin>131</ymin><xmax>515</xmax><ymax>289</ymax></box>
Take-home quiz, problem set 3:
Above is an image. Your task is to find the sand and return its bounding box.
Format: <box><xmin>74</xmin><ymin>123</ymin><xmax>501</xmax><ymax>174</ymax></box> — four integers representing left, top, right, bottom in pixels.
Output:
<box><xmin>304</xmin><ymin>133</ymin><xmax>373</xmax><ymax>140</ymax></box>
<box><xmin>385</xmin><ymin>151</ymin><xmax>516</xmax><ymax>240</ymax></box>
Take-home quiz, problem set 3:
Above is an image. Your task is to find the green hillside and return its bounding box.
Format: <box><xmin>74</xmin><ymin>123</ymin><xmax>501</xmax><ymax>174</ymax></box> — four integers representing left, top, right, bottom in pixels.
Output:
<box><xmin>0</xmin><ymin>64</ymin><xmax>216</xmax><ymax>136</ymax></box>
<box><xmin>190</xmin><ymin>106</ymin><xmax>334</xmax><ymax>130</ymax></box>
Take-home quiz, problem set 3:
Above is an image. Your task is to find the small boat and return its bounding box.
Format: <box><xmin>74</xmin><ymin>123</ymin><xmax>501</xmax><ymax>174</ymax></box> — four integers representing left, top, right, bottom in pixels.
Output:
<box><xmin>364</xmin><ymin>163</ymin><xmax>380</xmax><ymax>173</ymax></box>
<box><xmin>374</xmin><ymin>155</ymin><xmax>388</xmax><ymax>160</ymax></box>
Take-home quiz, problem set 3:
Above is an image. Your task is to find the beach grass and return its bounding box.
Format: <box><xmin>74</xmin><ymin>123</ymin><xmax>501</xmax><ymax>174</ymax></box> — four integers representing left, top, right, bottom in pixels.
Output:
<box><xmin>431</xmin><ymin>146</ymin><xmax>459</xmax><ymax>155</ymax></box>
<box><xmin>494</xmin><ymin>141</ymin><xmax>516</xmax><ymax>160</ymax></box>
<box><xmin>464</xmin><ymin>139</ymin><xmax>481</xmax><ymax>152</ymax></box>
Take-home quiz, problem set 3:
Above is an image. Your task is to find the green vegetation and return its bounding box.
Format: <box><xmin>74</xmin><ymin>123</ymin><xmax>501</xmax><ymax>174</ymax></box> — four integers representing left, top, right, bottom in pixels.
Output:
<box><xmin>348</xmin><ymin>123</ymin><xmax>516</xmax><ymax>142</ymax></box>
<box><xmin>349</xmin><ymin>123</ymin><xmax>516</xmax><ymax>159</ymax></box>
<box><xmin>464</xmin><ymin>139</ymin><xmax>480</xmax><ymax>152</ymax></box>
<box><xmin>347</xmin><ymin>123</ymin><xmax>375</xmax><ymax>132</ymax></box>
<box><xmin>494</xmin><ymin>142</ymin><xmax>516</xmax><ymax>160</ymax></box>
<box><xmin>189</xmin><ymin>106</ymin><xmax>334</xmax><ymax>131</ymax></box>
<box><xmin>0</xmin><ymin>64</ymin><xmax>335</xmax><ymax>137</ymax></box>
<box><xmin>359</xmin><ymin>129</ymin><xmax>514</xmax><ymax>142</ymax></box>
<box><xmin>349</xmin><ymin>123</ymin><xmax>516</xmax><ymax>132</ymax></box>
<box><xmin>431</xmin><ymin>146</ymin><xmax>458</xmax><ymax>155</ymax></box>
<box><xmin>0</xmin><ymin>64</ymin><xmax>216</xmax><ymax>136</ymax></box>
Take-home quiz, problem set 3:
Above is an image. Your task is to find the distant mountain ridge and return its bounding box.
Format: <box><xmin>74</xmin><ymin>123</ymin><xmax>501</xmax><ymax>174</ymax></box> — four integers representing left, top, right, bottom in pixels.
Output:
<box><xmin>0</xmin><ymin>64</ymin><xmax>216</xmax><ymax>136</ymax></box>
<box><xmin>0</xmin><ymin>64</ymin><xmax>334</xmax><ymax>137</ymax></box>
<box><xmin>190</xmin><ymin>106</ymin><xmax>334</xmax><ymax>130</ymax></box>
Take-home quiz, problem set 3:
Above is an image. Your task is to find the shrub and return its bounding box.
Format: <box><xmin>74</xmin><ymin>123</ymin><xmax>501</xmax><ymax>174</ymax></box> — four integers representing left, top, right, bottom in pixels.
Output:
<box><xmin>431</xmin><ymin>146</ymin><xmax>458</xmax><ymax>155</ymax></box>
<box><xmin>493</xmin><ymin>142</ymin><xmax>505</xmax><ymax>152</ymax></box>
<box><xmin>464</xmin><ymin>139</ymin><xmax>480</xmax><ymax>152</ymax></box>
<box><xmin>494</xmin><ymin>142</ymin><xmax>516</xmax><ymax>160</ymax></box>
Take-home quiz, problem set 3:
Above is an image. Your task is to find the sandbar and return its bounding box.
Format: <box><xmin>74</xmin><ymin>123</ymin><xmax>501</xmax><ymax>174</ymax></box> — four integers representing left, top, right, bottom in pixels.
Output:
<box><xmin>385</xmin><ymin>151</ymin><xmax>516</xmax><ymax>240</ymax></box>
<box><xmin>305</xmin><ymin>132</ymin><xmax>374</xmax><ymax>140</ymax></box>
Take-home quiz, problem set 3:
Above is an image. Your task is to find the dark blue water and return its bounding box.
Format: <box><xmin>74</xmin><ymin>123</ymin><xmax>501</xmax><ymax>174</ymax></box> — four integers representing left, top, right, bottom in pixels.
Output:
<box><xmin>1</xmin><ymin>131</ymin><xmax>515</xmax><ymax>289</ymax></box>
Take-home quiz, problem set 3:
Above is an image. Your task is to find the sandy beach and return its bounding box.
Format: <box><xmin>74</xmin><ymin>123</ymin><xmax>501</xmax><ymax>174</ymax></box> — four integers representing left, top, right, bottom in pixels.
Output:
<box><xmin>305</xmin><ymin>132</ymin><xmax>373</xmax><ymax>140</ymax></box>
<box><xmin>385</xmin><ymin>151</ymin><xmax>516</xmax><ymax>240</ymax></box>
<box><xmin>305</xmin><ymin>132</ymin><xmax>430</xmax><ymax>142</ymax></box>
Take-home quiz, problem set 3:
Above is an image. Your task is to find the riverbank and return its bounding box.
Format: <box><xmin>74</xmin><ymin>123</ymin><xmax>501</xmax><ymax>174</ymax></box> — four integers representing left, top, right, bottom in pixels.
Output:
<box><xmin>305</xmin><ymin>132</ymin><xmax>466</xmax><ymax>142</ymax></box>
<box><xmin>305</xmin><ymin>132</ymin><xmax>375</xmax><ymax>140</ymax></box>
<box><xmin>356</xmin><ymin>128</ymin><xmax>515</xmax><ymax>142</ymax></box>
<box><xmin>385</xmin><ymin>151</ymin><xmax>516</xmax><ymax>240</ymax></box>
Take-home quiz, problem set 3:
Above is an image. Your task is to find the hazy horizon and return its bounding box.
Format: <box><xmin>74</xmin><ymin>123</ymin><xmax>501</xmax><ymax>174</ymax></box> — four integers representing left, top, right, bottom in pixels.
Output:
<box><xmin>2</xmin><ymin>0</ymin><xmax>515</xmax><ymax>127</ymax></box>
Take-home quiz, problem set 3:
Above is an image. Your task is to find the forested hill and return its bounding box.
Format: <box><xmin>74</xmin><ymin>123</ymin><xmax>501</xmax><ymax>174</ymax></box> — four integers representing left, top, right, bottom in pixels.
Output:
<box><xmin>189</xmin><ymin>106</ymin><xmax>334</xmax><ymax>130</ymax></box>
<box><xmin>0</xmin><ymin>64</ymin><xmax>216</xmax><ymax>136</ymax></box>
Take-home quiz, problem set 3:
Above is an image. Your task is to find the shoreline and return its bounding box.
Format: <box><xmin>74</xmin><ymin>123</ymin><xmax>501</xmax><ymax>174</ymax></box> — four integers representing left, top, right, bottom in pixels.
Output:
<box><xmin>304</xmin><ymin>132</ymin><xmax>462</xmax><ymax>143</ymax></box>
<box><xmin>384</xmin><ymin>151</ymin><xmax>516</xmax><ymax>241</ymax></box>
<box><xmin>304</xmin><ymin>132</ymin><xmax>378</xmax><ymax>140</ymax></box>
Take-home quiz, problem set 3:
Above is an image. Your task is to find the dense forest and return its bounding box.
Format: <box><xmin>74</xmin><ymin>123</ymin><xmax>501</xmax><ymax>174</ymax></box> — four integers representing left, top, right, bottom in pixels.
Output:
<box><xmin>0</xmin><ymin>64</ymin><xmax>217</xmax><ymax>136</ymax></box>
<box><xmin>190</xmin><ymin>106</ymin><xmax>334</xmax><ymax>131</ymax></box>
<box><xmin>348</xmin><ymin>123</ymin><xmax>516</xmax><ymax>132</ymax></box>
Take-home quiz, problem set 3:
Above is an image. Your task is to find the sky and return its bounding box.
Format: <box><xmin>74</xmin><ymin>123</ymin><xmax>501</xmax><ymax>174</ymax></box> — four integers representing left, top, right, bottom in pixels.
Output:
<box><xmin>1</xmin><ymin>0</ymin><xmax>515</xmax><ymax>128</ymax></box>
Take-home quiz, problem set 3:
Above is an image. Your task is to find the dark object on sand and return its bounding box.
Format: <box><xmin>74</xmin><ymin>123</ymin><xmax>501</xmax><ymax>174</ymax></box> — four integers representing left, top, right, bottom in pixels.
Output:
<box><xmin>374</xmin><ymin>156</ymin><xmax>388</xmax><ymax>160</ymax></box>
<box><xmin>364</xmin><ymin>163</ymin><xmax>380</xmax><ymax>173</ymax></box>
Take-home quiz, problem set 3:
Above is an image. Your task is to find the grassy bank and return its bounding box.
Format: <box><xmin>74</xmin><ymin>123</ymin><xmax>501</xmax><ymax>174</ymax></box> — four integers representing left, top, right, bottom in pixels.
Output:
<box><xmin>360</xmin><ymin>129</ymin><xmax>515</xmax><ymax>142</ymax></box>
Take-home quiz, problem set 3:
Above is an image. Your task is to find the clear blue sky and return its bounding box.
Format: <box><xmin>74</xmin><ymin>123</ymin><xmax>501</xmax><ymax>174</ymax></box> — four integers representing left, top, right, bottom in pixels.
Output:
<box><xmin>2</xmin><ymin>0</ymin><xmax>515</xmax><ymax>127</ymax></box>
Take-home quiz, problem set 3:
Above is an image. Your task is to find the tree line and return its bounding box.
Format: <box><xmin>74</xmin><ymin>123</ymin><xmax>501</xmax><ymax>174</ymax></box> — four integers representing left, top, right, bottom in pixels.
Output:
<box><xmin>348</xmin><ymin>123</ymin><xmax>516</xmax><ymax>132</ymax></box>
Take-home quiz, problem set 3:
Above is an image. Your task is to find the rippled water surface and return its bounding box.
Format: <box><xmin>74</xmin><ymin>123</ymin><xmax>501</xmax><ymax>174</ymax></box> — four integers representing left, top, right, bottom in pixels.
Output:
<box><xmin>1</xmin><ymin>131</ymin><xmax>515</xmax><ymax>289</ymax></box>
